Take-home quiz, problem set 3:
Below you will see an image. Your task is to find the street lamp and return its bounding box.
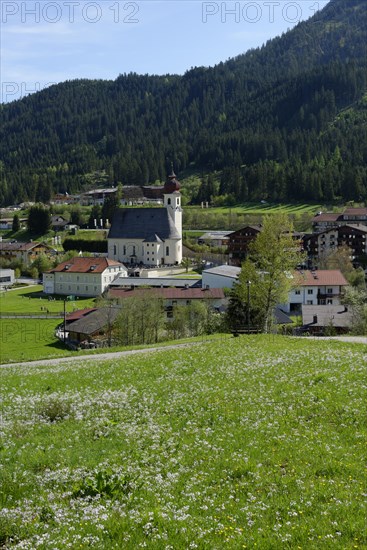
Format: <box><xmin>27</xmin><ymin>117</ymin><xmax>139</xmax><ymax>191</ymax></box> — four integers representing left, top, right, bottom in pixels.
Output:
<box><xmin>247</xmin><ymin>280</ymin><xmax>251</xmax><ymax>334</ymax></box>
<box><xmin>63</xmin><ymin>295</ymin><xmax>72</xmax><ymax>344</ymax></box>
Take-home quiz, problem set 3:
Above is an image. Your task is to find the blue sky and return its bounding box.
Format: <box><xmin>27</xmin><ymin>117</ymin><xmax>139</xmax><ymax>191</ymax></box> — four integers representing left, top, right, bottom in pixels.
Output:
<box><xmin>1</xmin><ymin>0</ymin><xmax>330</xmax><ymax>102</ymax></box>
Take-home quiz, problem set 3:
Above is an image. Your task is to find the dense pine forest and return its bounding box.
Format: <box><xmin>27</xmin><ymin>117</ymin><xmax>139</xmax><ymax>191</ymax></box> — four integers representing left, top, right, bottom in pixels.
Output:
<box><xmin>0</xmin><ymin>0</ymin><xmax>366</xmax><ymax>206</ymax></box>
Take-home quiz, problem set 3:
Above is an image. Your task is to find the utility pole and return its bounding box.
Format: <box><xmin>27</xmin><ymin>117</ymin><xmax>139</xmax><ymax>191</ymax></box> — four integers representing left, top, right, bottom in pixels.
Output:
<box><xmin>63</xmin><ymin>298</ymin><xmax>66</xmax><ymax>344</ymax></box>
<box><xmin>247</xmin><ymin>280</ymin><xmax>251</xmax><ymax>334</ymax></box>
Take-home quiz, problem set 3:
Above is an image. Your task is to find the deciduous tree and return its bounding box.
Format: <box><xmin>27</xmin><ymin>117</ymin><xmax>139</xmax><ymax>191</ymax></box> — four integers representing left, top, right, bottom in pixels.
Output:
<box><xmin>228</xmin><ymin>214</ymin><xmax>305</xmax><ymax>332</ymax></box>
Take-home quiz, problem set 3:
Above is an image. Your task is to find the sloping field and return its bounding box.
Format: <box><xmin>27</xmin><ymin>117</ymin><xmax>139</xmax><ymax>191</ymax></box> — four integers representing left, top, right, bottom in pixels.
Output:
<box><xmin>0</xmin><ymin>336</ymin><xmax>365</xmax><ymax>549</ymax></box>
<box><xmin>186</xmin><ymin>203</ymin><xmax>324</xmax><ymax>215</ymax></box>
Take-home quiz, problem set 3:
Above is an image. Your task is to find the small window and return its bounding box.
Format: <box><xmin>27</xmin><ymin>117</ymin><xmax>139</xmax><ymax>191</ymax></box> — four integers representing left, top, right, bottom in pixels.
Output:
<box><xmin>295</xmin><ymin>290</ymin><xmax>301</xmax><ymax>295</ymax></box>
<box><xmin>327</xmin><ymin>299</ymin><xmax>333</xmax><ymax>304</ymax></box>
<box><xmin>308</xmin><ymin>289</ymin><xmax>313</xmax><ymax>295</ymax></box>
<box><xmin>113</xmin><ymin>244</ymin><xmax>117</xmax><ymax>255</ymax></box>
<box><xmin>166</xmin><ymin>246</ymin><xmax>169</xmax><ymax>256</ymax></box>
<box><xmin>327</xmin><ymin>288</ymin><xmax>332</xmax><ymax>294</ymax></box>
<box><xmin>307</xmin><ymin>300</ymin><xmax>313</xmax><ymax>305</ymax></box>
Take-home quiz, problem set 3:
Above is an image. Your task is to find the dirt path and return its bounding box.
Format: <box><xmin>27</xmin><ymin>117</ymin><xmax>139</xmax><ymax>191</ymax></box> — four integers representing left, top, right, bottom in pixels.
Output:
<box><xmin>302</xmin><ymin>336</ymin><xmax>367</xmax><ymax>345</ymax></box>
<box><xmin>0</xmin><ymin>341</ymin><xmax>204</xmax><ymax>368</ymax></box>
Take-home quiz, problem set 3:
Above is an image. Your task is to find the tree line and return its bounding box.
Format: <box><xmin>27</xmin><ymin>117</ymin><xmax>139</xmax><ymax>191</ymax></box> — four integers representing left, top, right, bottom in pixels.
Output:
<box><xmin>0</xmin><ymin>0</ymin><xmax>366</xmax><ymax>206</ymax></box>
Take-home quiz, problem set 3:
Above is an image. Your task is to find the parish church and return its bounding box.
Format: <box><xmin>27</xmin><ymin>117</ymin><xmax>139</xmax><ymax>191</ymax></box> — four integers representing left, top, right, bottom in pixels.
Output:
<box><xmin>108</xmin><ymin>170</ymin><xmax>182</xmax><ymax>266</ymax></box>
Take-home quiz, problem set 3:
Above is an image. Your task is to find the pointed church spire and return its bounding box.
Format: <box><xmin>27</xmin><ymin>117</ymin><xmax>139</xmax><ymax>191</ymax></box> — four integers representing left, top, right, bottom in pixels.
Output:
<box><xmin>168</xmin><ymin>161</ymin><xmax>176</xmax><ymax>179</ymax></box>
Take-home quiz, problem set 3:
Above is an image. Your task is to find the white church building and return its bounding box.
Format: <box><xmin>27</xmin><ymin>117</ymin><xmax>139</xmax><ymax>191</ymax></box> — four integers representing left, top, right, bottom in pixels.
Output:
<box><xmin>108</xmin><ymin>171</ymin><xmax>183</xmax><ymax>266</ymax></box>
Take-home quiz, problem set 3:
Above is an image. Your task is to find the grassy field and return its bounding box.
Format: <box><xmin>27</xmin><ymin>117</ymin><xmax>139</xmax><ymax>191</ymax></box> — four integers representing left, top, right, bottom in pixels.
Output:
<box><xmin>0</xmin><ymin>286</ymin><xmax>98</xmax><ymax>363</ymax></box>
<box><xmin>0</xmin><ymin>318</ymin><xmax>70</xmax><ymax>364</ymax></box>
<box><xmin>0</xmin><ymin>336</ymin><xmax>365</xmax><ymax>549</ymax></box>
<box><xmin>0</xmin><ymin>285</ymin><xmax>97</xmax><ymax>315</ymax></box>
<box><xmin>186</xmin><ymin>202</ymin><xmax>324</xmax><ymax>215</ymax></box>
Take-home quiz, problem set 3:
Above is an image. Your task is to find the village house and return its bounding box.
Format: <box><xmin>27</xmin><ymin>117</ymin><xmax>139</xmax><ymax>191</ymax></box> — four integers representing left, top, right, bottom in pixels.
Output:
<box><xmin>0</xmin><ymin>241</ymin><xmax>54</xmax><ymax>267</ymax></box>
<box><xmin>51</xmin><ymin>215</ymin><xmax>69</xmax><ymax>232</ymax></box>
<box><xmin>303</xmin><ymin>224</ymin><xmax>367</xmax><ymax>264</ymax></box>
<box><xmin>227</xmin><ymin>225</ymin><xmax>263</xmax><ymax>265</ymax></box>
<box><xmin>202</xmin><ymin>265</ymin><xmax>241</xmax><ymax>289</ymax></box>
<box><xmin>312</xmin><ymin>207</ymin><xmax>367</xmax><ymax>232</ymax></box>
<box><xmin>108</xmin><ymin>171</ymin><xmax>182</xmax><ymax>266</ymax></box>
<box><xmin>108</xmin><ymin>286</ymin><xmax>225</xmax><ymax>318</ymax></box>
<box><xmin>64</xmin><ymin>306</ymin><xmax>121</xmax><ymax>346</ymax></box>
<box><xmin>282</xmin><ymin>269</ymin><xmax>348</xmax><ymax>314</ymax></box>
<box><xmin>0</xmin><ymin>219</ymin><xmax>14</xmax><ymax>230</ymax></box>
<box><xmin>0</xmin><ymin>268</ymin><xmax>15</xmax><ymax>288</ymax></box>
<box><xmin>301</xmin><ymin>305</ymin><xmax>353</xmax><ymax>335</ymax></box>
<box><xmin>51</xmin><ymin>193</ymin><xmax>79</xmax><ymax>205</ymax></box>
<box><xmin>80</xmin><ymin>188</ymin><xmax>118</xmax><ymax>206</ymax></box>
<box><xmin>197</xmin><ymin>231</ymin><xmax>232</xmax><ymax>248</ymax></box>
<box><xmin>43</xmin><ymin>256</ymin><xmax>127</xmax><ymax>297</ymax></box>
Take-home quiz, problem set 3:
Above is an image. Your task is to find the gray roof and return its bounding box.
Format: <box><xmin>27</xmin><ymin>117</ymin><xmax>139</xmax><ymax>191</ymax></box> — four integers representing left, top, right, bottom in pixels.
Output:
<box><xmin>109</xmin><ymin>277</ymin><xmax>201</xmax><ymax>288</ymax></box>
<box><xmin>203</xmin><ymin>265</ymin><xmax>241</xmax><ymax>278</ymax></box>
<box><xmin>108</xmin><ymin>208</ymin><xmax>180</xmax><ymax>241</ymax></box>
<box><xmin>143</xmin><ymin>234</ymin><xmax>163</xmax><ymax>243</ymax></box>
<box><xmin>274</xmin><ymin>308</ymin><xmax>293</xmax><ymax>325</ymax></box>
<box><xmin>67</xmin><ymin>306</ymin><xmax>120</xmax><ymax>336</ymax></box>
<box><xmin>199</xmin><ymin>231</ymin><xmax>232</xmax><ymax>239</ymax></box>
<box><xmin>302</xmin><ymin>305</ymin><xmax>353</xmax><ymax>328</ymax></box>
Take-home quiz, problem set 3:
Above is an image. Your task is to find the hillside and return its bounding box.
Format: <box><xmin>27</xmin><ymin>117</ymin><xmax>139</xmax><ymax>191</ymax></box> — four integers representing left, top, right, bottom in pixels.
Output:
<box><xmin>1</xmin><ymin>336</ymin><xmax>365</xmax><ymax>548</ymax></box>
<box><xmin>0</xmin><ymin>0</ymin><xmax>366</xmax><ymax>205</ymax></box>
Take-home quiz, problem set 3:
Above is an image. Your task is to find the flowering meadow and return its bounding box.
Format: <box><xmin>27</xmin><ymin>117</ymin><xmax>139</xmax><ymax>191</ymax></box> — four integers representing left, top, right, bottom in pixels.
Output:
<box><xmin>0</xmin><ymin>336</ymin><xmax>365</xmax><ymax>549</ymax></box>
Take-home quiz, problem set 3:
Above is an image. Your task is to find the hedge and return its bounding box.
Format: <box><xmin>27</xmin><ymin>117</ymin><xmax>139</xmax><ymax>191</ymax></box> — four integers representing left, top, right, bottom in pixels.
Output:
<box><xmin>63</xmin><ymin>238</ymin><xmax>108</xmax><ymax>253</ymax></box>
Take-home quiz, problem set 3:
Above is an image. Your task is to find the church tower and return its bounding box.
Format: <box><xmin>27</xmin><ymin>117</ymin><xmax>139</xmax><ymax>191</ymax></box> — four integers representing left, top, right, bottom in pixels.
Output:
<box><xmin>163</xmin><ymin>167</ymin><xmax>182</xmax><ymax>236</ymax></box>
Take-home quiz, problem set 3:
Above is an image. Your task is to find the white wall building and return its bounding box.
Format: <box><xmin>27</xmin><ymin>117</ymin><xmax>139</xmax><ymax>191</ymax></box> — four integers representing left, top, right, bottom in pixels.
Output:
<box><xmin>202</xmin><ymin>265</ymin><xmax>241</xmax><ymax>289</ymax></box>
<box><xmin>43</xmin><ymin>257</ymin><xmax>127</xmax><ymax>297</ymax></box>
<box><xmin>283</xmin><ymin>269</ymin><xmax>349</xmax><ymax>314</ymax></box>
<box><xmin>0</xmin><ymin>268</ymin><xmax>15</xmax><ymax>288</ymax></box>
<box><xmin>108</xmin><ymin>171</ymin><xmax>182</xmax><ymax>266</ymax></box>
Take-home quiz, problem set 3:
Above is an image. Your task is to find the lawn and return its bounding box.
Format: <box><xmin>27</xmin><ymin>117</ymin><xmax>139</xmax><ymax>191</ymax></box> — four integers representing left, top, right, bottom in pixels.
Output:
<box><xmin>0</xmin><ymin>336</ymin><xmax>365</xmax><ymax>549</ymax></box>
<box><xmin>0</xmin><ymin>285</ymin><xmax>97</xmax><ymax>315</ymax></box>
<box><xmin>0</xmin><ymin>286</ymin><xmax>98</xmax><ymax>363</ymax></box>
<box><xmin>0</xmin><ymin>318</ymin><xmax>72</xmax><ymax>363</ymax></box>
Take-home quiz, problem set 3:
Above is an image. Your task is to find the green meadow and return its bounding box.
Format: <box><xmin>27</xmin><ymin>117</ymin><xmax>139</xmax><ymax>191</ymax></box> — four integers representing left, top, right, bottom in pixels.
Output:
<box><xmin>188</xmin><ymin>202</ymin><xmax>323</xmax><ymax>215</ymax></box>
<box><xmin>0</xmin><ymin>285</ymin><xmax>96</xmax><ymax>315</ymax></box>
<box><xmin>1</xmin><ymin>336</ymin><xmax>365</xmax><ymax>549</ymax></box>
<box><xmin>0</xmin><ymin>286</ymin><xmax>97</xmax><ymax>363</ymax></box>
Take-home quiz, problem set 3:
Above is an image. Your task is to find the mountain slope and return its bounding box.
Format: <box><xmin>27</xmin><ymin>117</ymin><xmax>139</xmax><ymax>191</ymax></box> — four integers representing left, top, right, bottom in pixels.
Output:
<box><xmin>0</xmin><ymin>0</ymin><xmax>366</xmax><ymax>205</ymax></box>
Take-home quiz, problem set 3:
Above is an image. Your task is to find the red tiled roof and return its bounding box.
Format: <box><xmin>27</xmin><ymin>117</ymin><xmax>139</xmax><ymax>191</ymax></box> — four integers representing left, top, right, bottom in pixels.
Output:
<box><xmin>343</xmin><ymin>207</ymin><xmax>367</xmax><ymax>216</ymax></box>
<box><xmin>294</xmin><ymin>270</ymin><xmax>348</xmax><ymax>287</ymax></box>
<box><xmin>49</xmin><ymin>257</ymin><xmax>124</xmax><ymax>274</ymax></box>
<box><xmin>109</xmin><ymin>287</ymin><xmax>225</xmax><ymax>300</ymax></box>
<box><xmin>311</xmin><ymin>213</ymin><xmax>341</xmax><ymax>223</ymax></box>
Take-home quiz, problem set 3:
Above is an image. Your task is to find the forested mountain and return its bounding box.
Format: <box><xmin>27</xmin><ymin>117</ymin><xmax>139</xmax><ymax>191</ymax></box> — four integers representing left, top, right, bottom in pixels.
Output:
<box><xmin>0</xmin><ymin>0</ymin><xmax>366</xmax><ymax>205</ymax></box>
